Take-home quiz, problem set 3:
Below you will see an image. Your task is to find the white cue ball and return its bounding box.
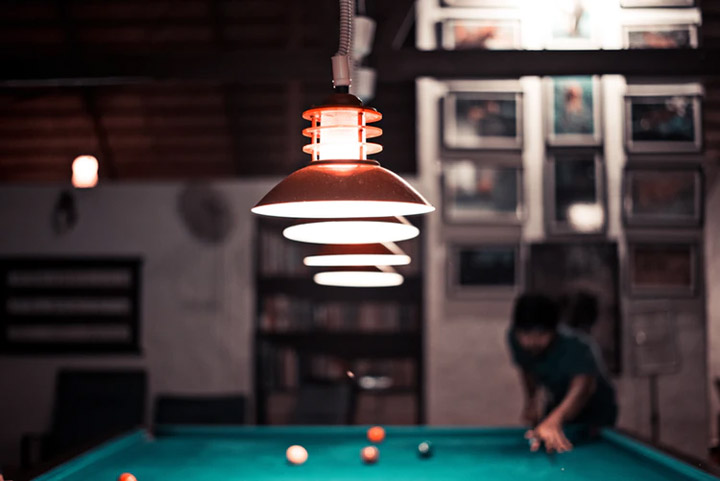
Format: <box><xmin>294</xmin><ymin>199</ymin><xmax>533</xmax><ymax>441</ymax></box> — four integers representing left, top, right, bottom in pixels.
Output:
<box><xmin>286</xmin><ymin>445</ymin><xmax>308</xmax><ymax>465</ymax></box>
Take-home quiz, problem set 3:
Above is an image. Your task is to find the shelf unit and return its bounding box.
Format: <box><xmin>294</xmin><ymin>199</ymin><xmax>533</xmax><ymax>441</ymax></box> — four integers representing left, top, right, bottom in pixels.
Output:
<box><xmin>253</xmin><ymin>217</ymin><xmax>425</xmax><ymax>425</ymax></box>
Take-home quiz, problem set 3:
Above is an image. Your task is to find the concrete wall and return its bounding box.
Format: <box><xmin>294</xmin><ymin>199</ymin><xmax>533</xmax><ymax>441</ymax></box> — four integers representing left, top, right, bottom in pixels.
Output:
<box><xmin>0</xmin><ymin>181</ymin><xmax>273</xmax><ymax>465</ymax></box>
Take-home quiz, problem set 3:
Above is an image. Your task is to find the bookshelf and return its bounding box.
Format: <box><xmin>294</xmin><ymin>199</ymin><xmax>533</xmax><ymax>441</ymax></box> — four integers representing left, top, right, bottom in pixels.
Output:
<box><xmin>253</xmin><ymin>217</ymin><xmax>424</xmax><ymax>425</ymax></box>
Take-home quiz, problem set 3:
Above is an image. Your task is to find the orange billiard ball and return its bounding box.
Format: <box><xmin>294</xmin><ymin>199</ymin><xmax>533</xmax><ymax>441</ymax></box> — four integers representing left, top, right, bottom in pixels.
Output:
<box><xmin>361</xmin><ymin>445</ymin><xmax>379</xmax><ymax>464</ymax></box>
<box><xmin>367</xmin><ymin>426</ymin><xmax>385</xmax><ymax>444</ymax></box>
<box><xmin>118</xmin><ymin>473</ymin><xmax>137</xmax><ymax>481</ymax></box>
<box><xmin>286</xmin><ymin>445</ymin><xmax>308</xmax><ymax>465</ymax></box>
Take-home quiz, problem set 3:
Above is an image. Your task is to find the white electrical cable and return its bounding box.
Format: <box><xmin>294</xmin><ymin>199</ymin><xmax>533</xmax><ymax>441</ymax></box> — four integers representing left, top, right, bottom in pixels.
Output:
<box><xmin>332</xmin><ymin>0</ymin><xmax>354</xmax><ymax>88</ymax></box>
<box><xmin>336</xmin><ymin>0</ymin><xmax>353</xmax><ymax>57</ymax></box>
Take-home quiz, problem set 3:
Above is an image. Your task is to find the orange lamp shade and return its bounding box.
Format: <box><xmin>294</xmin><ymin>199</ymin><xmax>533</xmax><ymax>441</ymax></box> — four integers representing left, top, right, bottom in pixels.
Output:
<box><xmin>251</xmin><ymin>93</ymin><xmax>434</xmax><ymax>219</ymax></box>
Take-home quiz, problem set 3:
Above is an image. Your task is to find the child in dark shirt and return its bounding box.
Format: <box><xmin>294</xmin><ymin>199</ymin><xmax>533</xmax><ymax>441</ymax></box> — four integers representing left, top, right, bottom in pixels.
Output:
<box><xmin>508</xmin><ymin>293</ymin><xmax>617</xmax><ymax>453</ymax></box>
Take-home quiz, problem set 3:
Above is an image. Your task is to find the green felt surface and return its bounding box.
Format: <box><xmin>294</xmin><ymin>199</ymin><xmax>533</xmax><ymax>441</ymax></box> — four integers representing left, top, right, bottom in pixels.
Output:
<box><xmin>34</xmin><ymin>426</ymin><xmax>719</xmax><ymax>481</ymax></box>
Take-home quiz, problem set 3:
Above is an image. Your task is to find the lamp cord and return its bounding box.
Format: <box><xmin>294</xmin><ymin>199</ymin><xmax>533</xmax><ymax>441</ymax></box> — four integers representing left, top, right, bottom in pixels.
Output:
<box><xmin>336</xmin><ymin>0</ymin><xmax>354</xmax><ymax>57</ymax></box>
<box><xmin>331</xmin><ymin>0</ymin><xmax>354</xmax><ymax>89</ymax></box>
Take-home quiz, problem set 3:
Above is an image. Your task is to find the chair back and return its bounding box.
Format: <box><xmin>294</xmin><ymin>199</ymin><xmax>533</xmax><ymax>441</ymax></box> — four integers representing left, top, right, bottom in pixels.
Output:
<box><xmin>291</xmin><ymin>380</ymin><xmax>356</xmax><ymax>425</ymax></box>
<box><xmin>154</xmin><ymin>395</ymin><xmax>246</xmax><ymax>425</ymax></box>
<box><xmin>49</xmin><ymin>369</ymin><xmax>146</xmax><ymax>453</ymax></box>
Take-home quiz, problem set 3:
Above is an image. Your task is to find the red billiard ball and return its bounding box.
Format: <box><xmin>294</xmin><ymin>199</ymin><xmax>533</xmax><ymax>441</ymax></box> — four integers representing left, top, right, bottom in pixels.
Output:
<box><xmin>361</xmin><ymin>445</ymin><xmax>379</xmax><ymax>464</ymax></box>
<box><xmin>367</xmin><ymin>426</ymin><xmax>385</xmax><ymax>444</ymax></box>
<box><xmin>118</xmin><ymin>473</ymin><xmax>137</xmax><ymax>481</ymax></box>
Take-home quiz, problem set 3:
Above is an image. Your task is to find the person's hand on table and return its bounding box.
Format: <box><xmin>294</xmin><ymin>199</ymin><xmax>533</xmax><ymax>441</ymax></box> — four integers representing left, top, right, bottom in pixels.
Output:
<box><xmin>524</xmin><ymin>415</ymin><xmax>573</xmax><ymax>453</ymax></box>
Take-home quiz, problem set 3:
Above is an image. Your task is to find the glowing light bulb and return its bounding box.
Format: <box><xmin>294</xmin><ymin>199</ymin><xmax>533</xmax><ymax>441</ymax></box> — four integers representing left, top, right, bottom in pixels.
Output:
<box><xmin>316</xmin><ymin>110</ymin><xmax>366</xmax><ymax>160</ymax></box>
<box><xmin>71</xmin><ymin>155</ymin><xmax>99</xmax><ymax>188</ymax></box>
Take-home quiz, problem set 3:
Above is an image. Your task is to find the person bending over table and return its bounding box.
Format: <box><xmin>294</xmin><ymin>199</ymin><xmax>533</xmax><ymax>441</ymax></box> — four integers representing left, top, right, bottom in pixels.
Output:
<box><xmin>508</xmin><ymin>293</ymin><xmax>617</xmax><ymax>454</ymax></box>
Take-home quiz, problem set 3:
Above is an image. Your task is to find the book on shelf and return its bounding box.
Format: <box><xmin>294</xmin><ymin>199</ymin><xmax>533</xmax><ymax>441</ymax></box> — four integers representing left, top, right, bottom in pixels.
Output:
<box><xmin>261</xmin><ymin>346</ymin><xmax>416</xmax><ymax>392</ymax></box>
<box><xmin>259</xmin><ymin>295</ymin><xmax>420</xmax><ymax>333</ymax></box>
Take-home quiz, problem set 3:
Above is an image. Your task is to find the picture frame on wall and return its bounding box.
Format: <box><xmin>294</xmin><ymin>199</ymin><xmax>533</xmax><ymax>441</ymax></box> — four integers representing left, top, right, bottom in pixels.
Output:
<box><xmin>622</xmin><ymin>165</ymin><xmax>703</xmax><ymax>228</ymax></box>
<box><xmin>620</xmin><ymin>0</ymin><xmax>694</xmax><ymax>7</ymax></box>
<box><xmin>623</xmin><ymin>24</ymin><xmax>699</xmax><ymax>49</ymax></box>
<box><xmin>546</xmin><ymin>0</ymin><xmax>598</xmax><ymax>49</ymax></box>
<box><xmin>545</xmin><ymin>151</ymin><xmax>606</xmax><ymax>235</ymax></box>
<box><xmin>545</xmin><ymin>76</ymin><xmax>602</xmax><ymax>146</ymax></box>
<box><xmin>441</xmin><ymin>18</ymin><xmax>522</xmax><ymax>50</ymax></box>
<box><xmin>443</xmin><ymin>89</ymin><xmax>523</xmax><ymax>150</ymax></box>
<box><xmin>442</xmin><ymin>158</ymin><xmax>523</xmax><ymax>224</ymax></box>
<box><xmin>528</xmin><ymin>242</ymin><xmax>621</xmax><ymax>373</ymax></box>
<box><xmin>447</xmin><ymin>243</ymin><xmax>522</xmax><ymax>299</ymax></box>
<box><xmin>627</xmin><ymin>240</ymin><xmax>700</xmax><ymax>298</ymax></box>
<box><xmin>624</xmin><ymin>84</ymin><xmax>703</xmax><ymax>153</ymax></box>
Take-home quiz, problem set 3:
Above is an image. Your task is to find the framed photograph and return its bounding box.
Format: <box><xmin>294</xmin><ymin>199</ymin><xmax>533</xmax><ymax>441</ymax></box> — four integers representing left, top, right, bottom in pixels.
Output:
<box><xmin>627</xmin><ymin>240</ymin><xmax>700</xmax><ymax>297</ymax></box>
<box><xmin>621</xmin><ymin>0</ymin><xmax>694</xmax><ymax>7</ymax></box>
<box><xmin>624</xmin><ymin>85</ymin><xmax>703</xmax><ymax>153</ymax></box>
<box><xmin>447</xmin><ymin>243</ymin><xmax>522</xmax><ymax>299</ymax></box>
<box><xmin>545</xmin><ymin>76</ymin><xmax>602</xmax><ymax>146</ymax></box>
<box><xmin>441</xmin><ymin>18</ymin><xmax>521</xmax><ymax>50</ymax></box>
<box><xmin>545</xmin><ymin>151</ymin><xmax>606</xmax><ymax>235</ymax></box>
<box><xmin>623</xmin><ymin>24</ymin><xmax>698</xmax><ymax>49</ymax></box>
<box><xmin>546</xmin><ymin>0</ymin><xmax>597</xmax><ymax>49</ymax></box>
<box><xmin>528</xmin><ymin>242</ymin><xmax>621</xmax><ymax>373</ymax></box>
<box><xmin>622</xmin><ymin>166</ymin><xmax>703</xmax><ymax>228</ymax></box>
<box><xmin>443</xmin><ymin>90</ymin><xmax>523</xmax><ymax>150</ymax></box>
<box><xmin>442</xmin><ymin>159</ymin><xmax>523</xmax><ymax>224</ymax></box>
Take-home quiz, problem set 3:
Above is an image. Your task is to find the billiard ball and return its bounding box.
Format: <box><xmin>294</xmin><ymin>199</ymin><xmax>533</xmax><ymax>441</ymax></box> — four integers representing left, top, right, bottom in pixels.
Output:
<box><xmin>118</xmin><ymin>473</ymin><xmax>137</xmax><ymax>481</ymax></box>
<box><xmin>361</xmin><ymin>445</ymin><xmax>379</xmax><ymax>464</ymax></box>
<box><xmin>286</xmin><ymin>445</ymin><xmax>308</xmax><ymax>465</ymax></box>
<box><xmin>367</xmin><ymin>426</ymin><xmax>385</xmax><ymax>444</ymax></box>
<box><xmin>418</xmin><ymin>441</ymin><xmax>433</xmax><ymax>458</ymax></box>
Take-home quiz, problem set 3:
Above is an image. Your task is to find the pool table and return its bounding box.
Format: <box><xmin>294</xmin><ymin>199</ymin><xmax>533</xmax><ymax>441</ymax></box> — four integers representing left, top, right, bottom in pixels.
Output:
<box><xmin>33</xmin><ymin>426</ymin><xmax>719</xmax><ymax>481</ymax></box>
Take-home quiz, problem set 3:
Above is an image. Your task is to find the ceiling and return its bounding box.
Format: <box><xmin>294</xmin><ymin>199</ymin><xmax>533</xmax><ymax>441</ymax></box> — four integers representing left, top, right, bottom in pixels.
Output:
<box><xmin>0</xmin><ymin>0</ymin><xmax>718</xmax><ymax>183</ymax></box>
<box><xmin>0</xmin><ymin>0</ymin><xmax>417</xmax><ymax>182</ymax></box>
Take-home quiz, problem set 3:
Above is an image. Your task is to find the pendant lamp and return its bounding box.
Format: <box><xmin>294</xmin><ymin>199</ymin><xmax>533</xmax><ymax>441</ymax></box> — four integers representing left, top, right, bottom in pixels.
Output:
<box><xmin>313</xmin><ymin>265</ymin><xmax>404</xmax><ymax>288</ymax></box>
<box><xmin>283</xmin><ymin>216</ymin><xmax>419</xmax><ymax>245</ymax></box>
<box><xmin>251</xmin><ymin>0</ymin><xmax>433</xmax><ymax>220</ymax></box>
<box><xmin>304</xmin><ymin>242</ymin><xmax>410</xmax><ymax>267</ymax></box>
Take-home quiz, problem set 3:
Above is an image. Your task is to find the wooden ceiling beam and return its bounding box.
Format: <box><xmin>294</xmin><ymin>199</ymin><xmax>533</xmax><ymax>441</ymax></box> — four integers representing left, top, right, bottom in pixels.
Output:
<box><xmin>1</xmin><ymin>49</ymin><xmax>720</xmax><ymax>87</ymax></box>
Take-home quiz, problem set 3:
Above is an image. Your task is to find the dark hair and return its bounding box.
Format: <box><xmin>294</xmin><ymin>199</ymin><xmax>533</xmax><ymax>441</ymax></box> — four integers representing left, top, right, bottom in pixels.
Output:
<box><xmin>512</xmin><ymin>293</ymin><xmax>559</xmax><ymax>332</ymax></box>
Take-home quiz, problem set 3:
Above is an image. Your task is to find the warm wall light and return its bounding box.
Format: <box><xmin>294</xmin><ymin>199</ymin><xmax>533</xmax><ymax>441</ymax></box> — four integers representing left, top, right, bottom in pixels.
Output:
<box><xmin>72</xmin><ymin>155</ymin><xmax>99</xmax><ymax>188</ymax></box>
<box><xmin>304</xmin><ymin>242</ymin><xmax>410</xmax><ymax>267</ymax></box>
<box><xmin>313</xmin><ymin>266</ymin><xmax>404</xmax><ymax>288</ymax></box>
<box><xmin>251</xmin><ymin>0</ymin><xmax>433</xmax><ymax>220</ymax></box>
<box><xmin>283</xmin><ymin>216</ymin><xmax>419</xmax><ymax>244</ymax></box>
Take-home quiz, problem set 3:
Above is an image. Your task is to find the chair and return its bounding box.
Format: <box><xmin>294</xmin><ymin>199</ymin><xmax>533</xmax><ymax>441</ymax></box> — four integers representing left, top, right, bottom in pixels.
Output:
<box><xmin>153</xmin><ymin>395</ymin><xmax>246</xmax><ymax>425</ymax></box>
<box><xmin>22</xmin><ymin>369</ymin><xmax>146</xmax><ymax>468</ymax></box>
<box><xmin>291</xmin><ymin>380</ymin><xmax>356</xmax><ymax>425</ymax></box>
